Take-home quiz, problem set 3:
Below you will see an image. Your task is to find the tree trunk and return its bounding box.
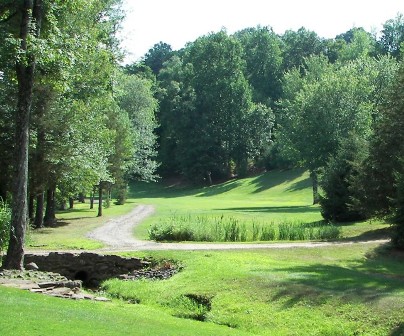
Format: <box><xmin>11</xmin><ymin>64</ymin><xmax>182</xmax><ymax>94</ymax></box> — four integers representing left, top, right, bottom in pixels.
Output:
<box><xmin>28</xmin><ymin>194</ymin><xmax>35</xmax><ymax>221</ymax></box>
<box><xmin>33</xmin><ymin>192</ymin><xmax>44</xmax><ymax>229</ymax></box>
<box><xmin>78</xmin><ymin>193</ymin><xmax>85</xmax><ymax>203</ymax></box>
<box><xmin>310</xmin><ymin>170</ymin><xmax>320</xmax><ymax>205</ymax></box>
<box><xmin>4</xmin><ymin>0</ymin><xmax>43</xmax><ymax>270</ymax></box>
<box><xmin>44</xmin><ymin>186</ymin><xmax>56</xmax><ymax>226</ymax></box>
<box><xmin>90</xmin><ymin>186</ymin><xmax>97</xmax><ymax>209</ymax></box>
<box><xmin>97</xmin><ymin>183</ymin><xmax>103</xmax><ymax>217</ymax></box>
<box><xmin>206</xmin><ymin>171</ymin><xmax>212</xmax><ymax>186</ymax></box>
<box><xmin>69</xmin><ymin>197</ymin><xmax>74</xmax><ymax>209</ymax></box>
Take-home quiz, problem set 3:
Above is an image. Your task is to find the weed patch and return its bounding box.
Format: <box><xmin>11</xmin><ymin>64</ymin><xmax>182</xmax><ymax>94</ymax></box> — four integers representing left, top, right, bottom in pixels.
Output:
<box><xmin>149</xmin><ymin>214</ymin><xmax>341</xmax><ymax>242</ymax></box>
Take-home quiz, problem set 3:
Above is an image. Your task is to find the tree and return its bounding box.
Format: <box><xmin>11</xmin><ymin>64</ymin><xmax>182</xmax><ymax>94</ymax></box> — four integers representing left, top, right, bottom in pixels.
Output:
<box><xmin>278</xmin><ymin>56</ymin><xmax>392</xmax><ymax>203</ymax></box>
<box><xmin>320</xmin><ymin>134</ymin><xmax>368</xmax><ymax>222</ymax></box>
<box><xmin>281</xmin><ymin>27</ymin><xmax>325</xmax><ymax>71</ymax></box>
<box><xmin>143</xmin><ymin>41</ymin><xmax>173</xmax><ymax>75</ymax></box>
<box><xmin>181</xmin><ymin>31</ymin><xmax>255</xmax><ymax>181</ymax></box>
<box><xmin>234</xmin><ymin>26</ymin><xmax>283</xmax><ymax>105</ymax></box>
<box><xmin>351</xmin><ymin>61</ymin><xmax>404</xmax><ymax>248</ymax></box>
<box><xmin>379</xmin><ymin>13</ymin><xmax>404</xmax><ymax>58</ymax></box>
<box><xmin>2</xmin><ymin>0</ymin><xmax>44</xmax><ymax>270</ymax></box>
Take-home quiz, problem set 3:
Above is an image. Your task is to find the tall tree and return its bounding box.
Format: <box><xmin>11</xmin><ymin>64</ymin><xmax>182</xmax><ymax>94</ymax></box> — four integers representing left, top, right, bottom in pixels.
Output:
<box><xmin>3</xmin><ymin>0</ymin><xmax>44</xmax><ymax>270</ymax></box>
<box><xmin>235</xmin><ymin>26</ymin><xmax>283</xmax><ymax>105</ymax></box>
<box><xmin>379</xmin><ymin>13</ymin><xmax>404</xmax><ymax>58</ymax></box>
<box><xmin>143</xmin><ymin>41</ymin><xmax>173</xmax><ymax>75</ymax></box>
<box><xmin>281</xmin><ymin>27</ymin><xmax>325</xmax><ymax>71</ymax></box>
<box><xmin>278</xmin><ymin>56</ymin><xmax>394</xmax><ymax>203</ymax></box>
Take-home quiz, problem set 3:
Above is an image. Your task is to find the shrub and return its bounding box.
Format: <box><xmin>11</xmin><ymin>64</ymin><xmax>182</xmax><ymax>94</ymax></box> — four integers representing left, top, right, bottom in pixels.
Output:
<box><xmin>0</xmin><ymin>200</ymin><xmax>11</xmax><ymax>254</ymax></box>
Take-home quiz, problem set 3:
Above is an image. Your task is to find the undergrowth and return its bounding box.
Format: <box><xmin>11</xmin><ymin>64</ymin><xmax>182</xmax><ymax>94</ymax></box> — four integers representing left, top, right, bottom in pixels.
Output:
<box><xmin>148</xmin><ymin>214</ymin><xmax>340</xmax><ymax>242</ymax></box>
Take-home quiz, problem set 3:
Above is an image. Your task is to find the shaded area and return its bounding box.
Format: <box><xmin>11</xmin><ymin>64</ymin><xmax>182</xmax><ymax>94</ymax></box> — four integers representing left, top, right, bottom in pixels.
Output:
<box><xmin>196</xmin><ymin>180</ymin><xmax>242</xmax><ymax>197</ymax></box>
<box><xmin>249</xmin><ymin>168</ymin><xmax>307</xmax><ymax>193</ymax></box>
<box><xmin>216</xmin><ymin>205</ymin><xmax>319</xmax><ymax>214</ymax></box>
<box><xmin>262</xmin><ymin>244</ymin><xmax>404</xmax><ymax>310</ymax></box>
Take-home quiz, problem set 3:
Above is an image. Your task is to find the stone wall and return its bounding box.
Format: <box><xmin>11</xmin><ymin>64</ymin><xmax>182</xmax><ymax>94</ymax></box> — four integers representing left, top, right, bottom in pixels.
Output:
<box><xmin>24</xmin><ymin>252</ymin><xmax>149</xmax><ymax>286</ymax></box>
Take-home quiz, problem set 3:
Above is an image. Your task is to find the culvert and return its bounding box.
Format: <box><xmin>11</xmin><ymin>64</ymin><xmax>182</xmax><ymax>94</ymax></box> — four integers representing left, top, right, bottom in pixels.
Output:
<box><xmin>74</xmin><ymin>270</ymin><xmax>89</xmax><ymax>283</ymax></box>
<box><xmin>24</xmin><ymin>252</ymin><xmax>150</xmax><ymax>285</ymax></box>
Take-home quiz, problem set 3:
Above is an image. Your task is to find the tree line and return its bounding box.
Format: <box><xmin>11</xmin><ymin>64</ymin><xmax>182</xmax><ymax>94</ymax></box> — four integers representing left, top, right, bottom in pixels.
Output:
<box><xmin>0</xmin><ymin>0</ymin><xmax>157</xmax><ymax>268</ymax></box>
<box><xmin>134</xmin><ymin>15</ymin><xmax>404</xmax><ymax>247</ymax></box>
<box><xmin>1</xmin><ymin>1</ymin><xmax>403</xmax><ymax>269</ymax></box>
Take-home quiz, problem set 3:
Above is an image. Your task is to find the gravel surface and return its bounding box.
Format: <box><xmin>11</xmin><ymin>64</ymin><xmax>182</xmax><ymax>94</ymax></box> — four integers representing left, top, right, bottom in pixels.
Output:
<box><xmin>85</xmin><ymin>205</ymin><xmax>389</xmax><ymax>252</ymax></box>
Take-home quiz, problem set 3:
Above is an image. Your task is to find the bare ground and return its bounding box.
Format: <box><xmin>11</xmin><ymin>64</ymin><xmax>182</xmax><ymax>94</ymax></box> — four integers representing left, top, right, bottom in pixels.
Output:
<box><xmin>86</xmin><ymin>205</ymin><xmax>389</xmax><ymax>252</ymax></box>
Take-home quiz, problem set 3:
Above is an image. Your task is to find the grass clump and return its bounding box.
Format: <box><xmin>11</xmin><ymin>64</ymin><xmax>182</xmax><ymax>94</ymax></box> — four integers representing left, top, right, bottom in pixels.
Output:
<box><xmin>148</xmin><ymin>214</ymin><xmax>341</xmax><ymax>242</ymax></box>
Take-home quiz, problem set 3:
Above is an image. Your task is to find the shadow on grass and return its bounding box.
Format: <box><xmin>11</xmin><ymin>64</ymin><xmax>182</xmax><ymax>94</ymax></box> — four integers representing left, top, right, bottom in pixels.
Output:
<box><xmin>215</xmin><ymin>205</ymin><xmax>319</xmax><ymax>214</ymax></box>
<box><xmin>390</xmin><ymin>323</ymin><xmax>404</xmax><ymax>336</ymax></box>
<box><xmin>196</xmin><ymin>180</ymin><xmax>242</xmax><ymax>197</ymax></box>
<box><xmin>250</xmin><ymin>168</ymin><xmax>306</xmax><ymax>193</ymax></box>
<box><xmin>340</xmin><ymin>227</ymin><xmax>392</xmax><ymax>242</ymax></box>
<box><xmin>266</xmin><ymin>243</ymin><xmax>404</xmax><ymax>309</ymax></box>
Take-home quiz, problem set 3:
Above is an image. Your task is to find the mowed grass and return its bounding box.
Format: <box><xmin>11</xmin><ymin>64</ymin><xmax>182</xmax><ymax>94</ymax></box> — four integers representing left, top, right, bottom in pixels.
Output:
<box><xmin>0</xmin><ymin>286</ymin><xmax>249</xmax><ymax>336</ymax></box>
<box><xmin>130</xmin><ymin>169</ymin><xmax>390</xmax><ymax>242</ymax></box>
<box><xmin>103</xmin><ymin>244</ymin><xmax>404</xmax><ymax>335</ymax></box>
<box><xmin>28</xmin><ymin>168</ymin><xmax>391</xmax><ymax>250</ymax></box>
<box><xmin>4</xmin><ymin>169</ymin><xmax>404</xmax><ymax>335</ymax></box>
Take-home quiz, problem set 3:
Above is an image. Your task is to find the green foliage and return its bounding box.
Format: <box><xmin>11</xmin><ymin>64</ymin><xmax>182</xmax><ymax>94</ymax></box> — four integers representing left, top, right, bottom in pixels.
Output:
<box><xmin>0</xmin><ymin>200</ymin><xmax>11</xmax><ymax>255</ymax></box>
<box><xmin>350</xmin><ymin>61</ymin><xmax>404</xmax><ymax>247</ymax></box>
<box><xmin>148</xmin><ymin>214</ymin><xmax>340</xmax><ymax>242</ymax></box>
<box><xmin>320</xmin><ymin>134</ymin><xmax>369</xmax><ymax>222</ymax></box>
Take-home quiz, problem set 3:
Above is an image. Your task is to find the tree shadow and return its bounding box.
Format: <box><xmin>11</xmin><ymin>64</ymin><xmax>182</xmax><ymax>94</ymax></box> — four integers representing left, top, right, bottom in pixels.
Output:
<box><xmin>286</xmin><ymin>177</ymin><xmax>312</xmax><ymax>192</ymax></box>
<box><xmin>250</xmin><ymin>168</ymin><xmax>307</xmax><ymax>193</ymax></box>
<box><xmin>390</xmin><ymin>323</ymin><xmax>404</xmax><ymax>335</ymax></box>
<box><xmin>264</xmin><ymin>243</ymin><xmax>404</xmax><ymax>310</ymax></box>
<box><xmin>215</xmin><ymin>205</ymin><xmax>319</xmax><ymax>214</ymax></box>
<box><xmin>339</xmin><ymin>227</ymin><xmax>392</xmax><ymax>242</ymax></box>
<box><xmin>196</xmin><ymin>180</ymin><xmax>242</xmax><ymax>197</ymax></box>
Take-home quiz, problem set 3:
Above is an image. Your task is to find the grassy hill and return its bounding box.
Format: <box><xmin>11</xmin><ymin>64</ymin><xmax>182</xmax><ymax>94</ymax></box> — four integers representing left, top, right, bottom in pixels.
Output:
<box><xmin>3</xmin><ymin>169</ymin><xmax>403</xmax><ymax>335</ymax></box>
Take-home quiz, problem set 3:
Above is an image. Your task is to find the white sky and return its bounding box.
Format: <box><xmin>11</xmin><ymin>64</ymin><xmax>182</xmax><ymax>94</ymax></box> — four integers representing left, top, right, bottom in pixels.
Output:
<box><xmin>119</xmin><ymin>0</ymin><xmax>403</xmax><ymax>63</ymax></box>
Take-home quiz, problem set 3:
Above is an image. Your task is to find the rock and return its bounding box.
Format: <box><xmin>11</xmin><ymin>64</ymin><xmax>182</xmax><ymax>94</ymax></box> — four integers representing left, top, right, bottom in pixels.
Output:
<box><xmin>25</xmin><ymin>262</ymin><xmax>39</xmax><ymax>271</ymax></box>
<box><xmin>94</xmin><ymin>296</ymin><xmax>111</xmax><ymax>302</ymax></box>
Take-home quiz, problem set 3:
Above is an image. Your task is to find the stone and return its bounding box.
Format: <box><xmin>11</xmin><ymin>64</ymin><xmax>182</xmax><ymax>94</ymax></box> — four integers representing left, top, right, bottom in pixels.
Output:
<box><xmin>25</xmin><ymin>262</ymin><xmax>39</xmax><ymax>271</ymax></box>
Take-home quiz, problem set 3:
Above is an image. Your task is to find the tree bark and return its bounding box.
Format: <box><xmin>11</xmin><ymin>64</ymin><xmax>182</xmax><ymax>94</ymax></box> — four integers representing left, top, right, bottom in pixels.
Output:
<box><xmin>97</xmin><ymin>183</ymin><xmax>103</xmax><ymax>217</ymax></box>
<box><xmin>310</xmin><ymin>170</ymin><xmax>320</xmax><ymax>205</ymax></box>
<box><xmin>44</xmin><ymin>186</ymin><xmax>56</xmax><ymax>226</ymax></box>
<box><xmin>4</xmin><ymin>0</ymin><xmax>43</xmax><ymax>270</ymax></box>
<box><xmin>28</xmin><ymin>194</ymin><xmax>35</xmax><ymax>221</ymax></box>
<box><xmin>78</xmin><ymin>193</ymin><xmax>85</xmax><ymax>203</ymax></box>
<box><xmin>33</xmin><ymin>191</ymin><xmax>44</xmax><ymax>229</ymax></box>
<box><xmin>69</xmin><ymin>197</ymin><xmax>74</xmax><ymax>209</ymax></box>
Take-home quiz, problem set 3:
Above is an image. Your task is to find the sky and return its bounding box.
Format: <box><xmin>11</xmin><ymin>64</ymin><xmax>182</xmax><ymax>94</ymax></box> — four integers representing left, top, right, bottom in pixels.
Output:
<box><xmin>119</xmin><ymin>0</ymin><xmax>403</xmax><ymax>63</ymax></box>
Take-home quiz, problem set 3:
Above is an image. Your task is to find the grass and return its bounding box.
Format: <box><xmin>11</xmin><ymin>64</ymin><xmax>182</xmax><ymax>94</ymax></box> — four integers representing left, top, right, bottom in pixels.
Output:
<box><xmin>0</xmin><ymin>286</ymin><xmax>249</xmax><ymax>336</ymax></box>
<box><xmin>27</xmin><ymin>168</ymin><xmax>392</xmax><ymax>249</ymax></box>
<box><xmin>3</xmin><ymin>169</ymin><xmax>404</xmax><ymax>334</ymax></box>
<box><xmin>101</xmin><ymin>244</ymin><xmax>404</xmax><ymax>335</ymax></box>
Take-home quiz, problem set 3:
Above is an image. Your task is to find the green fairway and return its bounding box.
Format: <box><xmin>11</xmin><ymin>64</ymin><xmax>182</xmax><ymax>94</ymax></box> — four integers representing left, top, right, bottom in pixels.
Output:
<box><xmin>27</xmin><ymin>169</ymin><xmax>391</xmax><ymax>249</ymax></box>
<box><xmin>5</xmin><ymin>169</ymin><xmax>404</xmax><ymax>335</ymax></box>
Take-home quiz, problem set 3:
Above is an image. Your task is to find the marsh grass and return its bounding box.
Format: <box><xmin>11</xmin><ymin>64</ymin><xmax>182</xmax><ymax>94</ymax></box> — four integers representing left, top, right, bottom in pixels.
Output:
<box><xmin>148</xmin><ymin>214</ymin><xmax>341</xmax><ymax>242</ymax></box>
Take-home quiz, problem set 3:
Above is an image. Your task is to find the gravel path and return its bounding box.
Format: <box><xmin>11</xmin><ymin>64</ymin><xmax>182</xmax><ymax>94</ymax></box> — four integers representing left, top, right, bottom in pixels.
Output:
<box><xmin>86</xmin><ymin>205</ymin><xmax>389</xmax><ymax>252</ymax></box>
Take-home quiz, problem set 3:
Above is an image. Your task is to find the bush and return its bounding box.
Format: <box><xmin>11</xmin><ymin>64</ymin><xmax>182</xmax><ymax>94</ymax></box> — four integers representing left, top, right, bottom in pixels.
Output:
<box><xmin>0</xmin><ymin>200</ymin><xmax>11</xmax><ymax>254</ymax></box>
<box><xmin>320</xmin><ymin>134</ymin><xmax>368</xmax><ymax>222</ymax></box>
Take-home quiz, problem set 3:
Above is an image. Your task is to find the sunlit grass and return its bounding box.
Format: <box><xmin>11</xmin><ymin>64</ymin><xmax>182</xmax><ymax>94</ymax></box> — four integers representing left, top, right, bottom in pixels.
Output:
<box><xmin>103</xmin><ymin>243</ymin><xmax>404</xmax><ymax>335</ymax></box>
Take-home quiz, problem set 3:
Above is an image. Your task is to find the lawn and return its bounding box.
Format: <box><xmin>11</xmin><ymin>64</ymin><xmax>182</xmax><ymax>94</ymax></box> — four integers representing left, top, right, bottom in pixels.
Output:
<box><xmin>103</xmin><ymin>244</ymin><xmax>404</xmax><ymax>335</ymax></box>
<box><xmin>16</xmin><ymin>168</ymin><xmax>403</xmax><ymax>335</ymax></box>
<box><xmin>27</xmin><ymin>168</ymin><xmax>391</xmax><ymax>249</ymax></box>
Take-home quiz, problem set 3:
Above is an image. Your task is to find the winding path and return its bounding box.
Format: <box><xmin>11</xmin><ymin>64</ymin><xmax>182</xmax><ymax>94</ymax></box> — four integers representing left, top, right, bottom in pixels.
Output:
<box><xmin>87</xmin><ymin>205</ymin><xmax>389</xmax><ymax>252</ymax></box>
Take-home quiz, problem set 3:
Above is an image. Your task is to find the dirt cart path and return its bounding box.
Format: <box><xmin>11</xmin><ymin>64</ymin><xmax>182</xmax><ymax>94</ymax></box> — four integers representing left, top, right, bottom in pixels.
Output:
<box><xmin>86</xmin><ymin>205</ymin><xmax>389</xmax><ymax>252</ymax></box>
